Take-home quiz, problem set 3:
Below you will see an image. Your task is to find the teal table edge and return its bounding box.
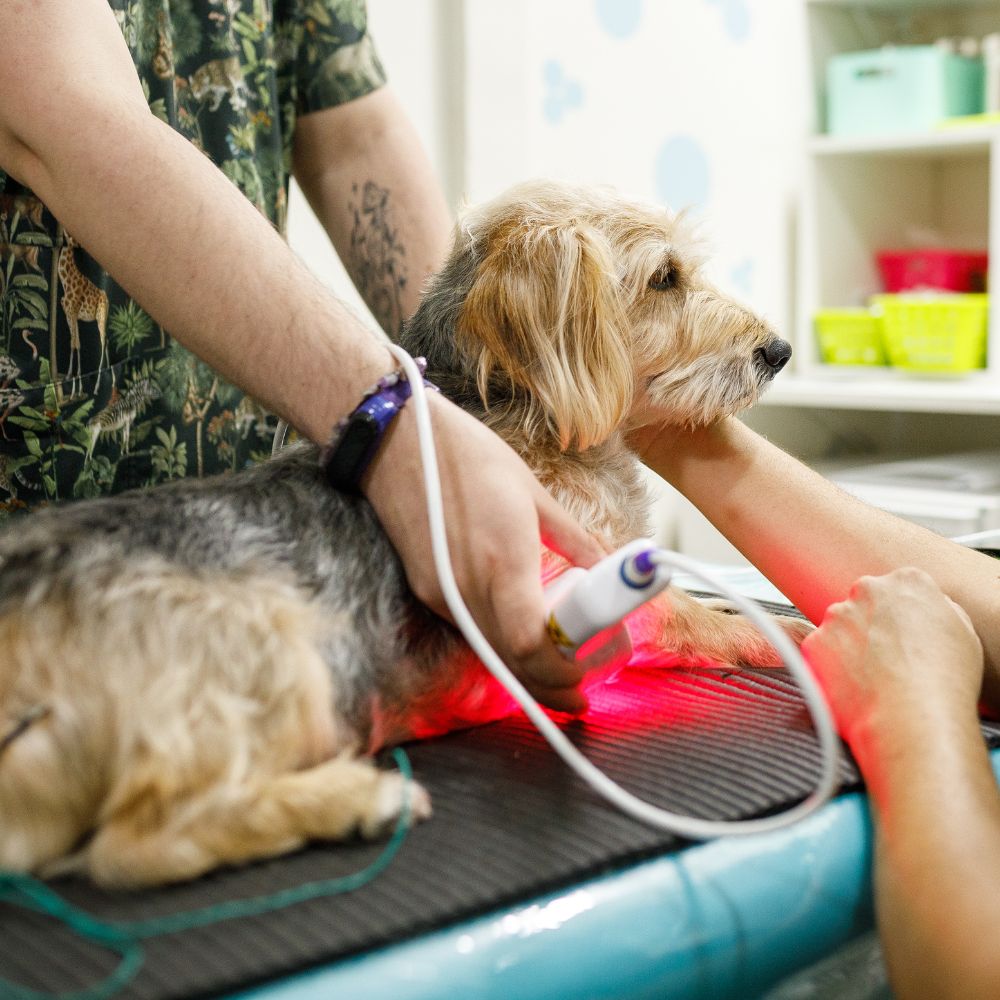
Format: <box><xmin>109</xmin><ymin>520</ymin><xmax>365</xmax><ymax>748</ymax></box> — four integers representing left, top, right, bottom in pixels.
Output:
<box><xmin>226</xmin><ymin>749</ymin><xmax>1000</xmax><ymax>1000</ymax></box>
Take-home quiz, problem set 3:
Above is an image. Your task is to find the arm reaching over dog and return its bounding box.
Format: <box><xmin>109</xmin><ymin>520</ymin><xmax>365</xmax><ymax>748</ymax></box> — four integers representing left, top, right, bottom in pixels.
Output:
<box><xmin>634</xmin><ymin>416</ymin><xmax>1000</xmax><ymax>996</ymax></box>
<box><xmin>630</xmin><ymin>417</ymin><xmax>1000</xmax><ymax>710</ymax></box>
<box><xmin>0</xmin><ymin>0</ymin><xmax>397</xmax><ymax>446</ymax></box>
<box><xmin>802</xmin><ymin>570</ymin><xmax>1000</xmax><ymax>1000</ymax></box>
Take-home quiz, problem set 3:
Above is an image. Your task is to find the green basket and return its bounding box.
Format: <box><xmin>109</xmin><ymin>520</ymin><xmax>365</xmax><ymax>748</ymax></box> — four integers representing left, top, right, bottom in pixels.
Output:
<box><xmin>814</xmin><ymin>309</ymin><xmax>886</xmax><ymax>365</ymax></box>
<box><xmin>871</xmin><ymin>293</ymin><xmax>988</xmax><ymax>371</ymax></box>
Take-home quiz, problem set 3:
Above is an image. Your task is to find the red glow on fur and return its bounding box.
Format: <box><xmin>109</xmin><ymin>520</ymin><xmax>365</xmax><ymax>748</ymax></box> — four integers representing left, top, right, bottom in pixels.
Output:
<box><xmin>553</xmin><ymin>603</ymin><xmax>733</xmax><ymax>732</ymax></box>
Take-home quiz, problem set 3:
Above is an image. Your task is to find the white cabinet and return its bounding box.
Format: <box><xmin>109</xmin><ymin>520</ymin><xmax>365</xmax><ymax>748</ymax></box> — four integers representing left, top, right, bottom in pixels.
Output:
<box><xmin>767</xmin><ymin>0</ymin><xmax>1000</xmax><ymax>414</ymax></box>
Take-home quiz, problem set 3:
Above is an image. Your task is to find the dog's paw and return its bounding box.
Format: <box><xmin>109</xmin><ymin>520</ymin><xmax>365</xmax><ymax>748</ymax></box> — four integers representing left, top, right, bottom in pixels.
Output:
<box><xmin>360</xmin><ymin>772</ymin><xmax>433</xmax><ymax>839</ymax></box>
<box><xmin>699</xmin><ymin>600</ymin><xmax>813</xmax><ymax>661</ymax></box>
<box><xmin>690</xmin><ymin>602</ymin><xmax>812</xmax><ymax>668</ymax></box>
<box><xmin>775</xmin><ymin>613</ymin><xmax>815</xmax><ymax>645</ymax></box>
<box><xmin>37</xmin><ymin>848</ymin><xmax>89</xmax><ymax>881</ymax></box>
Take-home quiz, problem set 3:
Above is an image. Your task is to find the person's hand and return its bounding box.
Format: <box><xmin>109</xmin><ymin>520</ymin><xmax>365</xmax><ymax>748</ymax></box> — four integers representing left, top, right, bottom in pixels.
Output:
<box><xmin>802</xmin><ymin>568</ymin><xmax>984</xmax><ymax>753</ymax></box>
<box><xmin>362</xmin><ymin>391</ymin><xmax>606</xmax><ymax>713</ymax></box>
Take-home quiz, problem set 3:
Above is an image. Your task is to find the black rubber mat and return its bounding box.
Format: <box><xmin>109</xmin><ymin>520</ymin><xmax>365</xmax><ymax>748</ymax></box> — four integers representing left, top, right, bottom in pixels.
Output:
<box><xmin>3</xmin><ymin>652</ymin><xmax>999</xmax><ymax>1000</ymax></box>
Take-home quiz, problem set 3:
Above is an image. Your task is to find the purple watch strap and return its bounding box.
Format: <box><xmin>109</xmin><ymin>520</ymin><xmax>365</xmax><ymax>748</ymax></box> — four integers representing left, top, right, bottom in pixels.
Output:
<box><xmin>320</xmin><ymin>358</ymin><xmax>437</xmax><ymax>492</ymax></box>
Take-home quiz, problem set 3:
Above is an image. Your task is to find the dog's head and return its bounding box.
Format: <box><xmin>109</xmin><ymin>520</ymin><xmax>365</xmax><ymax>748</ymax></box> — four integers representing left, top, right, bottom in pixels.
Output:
<box><xmin>405</xmin><ymin>181</ymin><xmax>790</xmax><ymax>452</ymax></box>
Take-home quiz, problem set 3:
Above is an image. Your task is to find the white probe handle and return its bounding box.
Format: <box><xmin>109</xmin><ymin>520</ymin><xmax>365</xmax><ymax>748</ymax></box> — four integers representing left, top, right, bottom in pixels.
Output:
<box><xmin>545</xmin><ymin>539</ymin><xmax>673</xmax><ymax>653</ymax></box>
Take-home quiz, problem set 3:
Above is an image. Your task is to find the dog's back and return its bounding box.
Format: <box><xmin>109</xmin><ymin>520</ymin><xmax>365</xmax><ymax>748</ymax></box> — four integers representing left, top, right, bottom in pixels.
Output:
<box><xmin>0</xmin><ymin>442</ymin><xmax>448</xmax><ymax>710</ymax></box>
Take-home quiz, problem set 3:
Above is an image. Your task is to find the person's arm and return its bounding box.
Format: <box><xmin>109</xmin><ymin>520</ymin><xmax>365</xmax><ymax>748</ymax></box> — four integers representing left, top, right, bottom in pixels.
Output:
<box><xmin>0</xmin><ymin>0</ymin><xmax>604</xmax><ymax>711</ymax></box>
<box><xmin>630</xmin><ymin>417</ymin><xmax>1000</xmax><ymax>707</ymax></box>
<box><xmin>0</xmin><ymin>0</ymin><xmax>384</xmax><ymax>445</ymax></box>
<box><xmin>292</xmin><ymin>87</ymin><xmax>452</xmax><ymax>338</ymax></box>
<box><xmin>802</xmin><ymin>569</ymin><xmax>1000</xmax><ymax>1000</ymax></box>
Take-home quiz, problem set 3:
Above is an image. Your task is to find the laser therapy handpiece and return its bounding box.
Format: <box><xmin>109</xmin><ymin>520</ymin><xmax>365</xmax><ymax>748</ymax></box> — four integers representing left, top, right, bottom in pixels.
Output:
<box><xmin>545</xmin><ymin>539</ymin><xmax>674</xmax><ymax>666</ymax></box>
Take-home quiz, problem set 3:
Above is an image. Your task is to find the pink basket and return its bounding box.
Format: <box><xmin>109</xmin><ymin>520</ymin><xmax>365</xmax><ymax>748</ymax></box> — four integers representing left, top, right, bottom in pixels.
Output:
<box><xmin>876</xmin><ymin>249</ymin><xmax>988</xmax><ymax>293</ymax></box>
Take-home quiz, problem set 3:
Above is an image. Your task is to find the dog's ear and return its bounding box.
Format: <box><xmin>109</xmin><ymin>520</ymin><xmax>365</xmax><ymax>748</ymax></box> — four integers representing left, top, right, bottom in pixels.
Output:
<box><xmin>457</xmin><ymin>218</ymin><xmax>633</xmax><ymax>451</ymax></box>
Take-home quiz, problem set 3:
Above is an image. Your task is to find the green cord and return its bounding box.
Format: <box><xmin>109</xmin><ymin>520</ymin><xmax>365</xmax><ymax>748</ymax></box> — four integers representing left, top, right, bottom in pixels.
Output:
<box><xmin>0</xmin><ymin>748</ymin><xmax>414</xmax><ymax>1000</ymax></box>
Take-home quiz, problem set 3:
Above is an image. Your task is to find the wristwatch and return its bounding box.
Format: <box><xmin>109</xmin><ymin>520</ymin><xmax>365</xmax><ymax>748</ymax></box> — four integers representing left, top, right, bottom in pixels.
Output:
<box><xmin>320</xmin><ymin>359</ymin><xmax>436</xmax><ymax>493</ymax></box>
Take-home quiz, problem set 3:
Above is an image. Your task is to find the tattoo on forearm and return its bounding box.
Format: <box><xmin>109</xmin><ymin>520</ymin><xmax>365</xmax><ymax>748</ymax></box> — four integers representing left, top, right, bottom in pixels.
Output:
<box><xmin>348</xmin><ymin>181</ymin><xmax>408</xmax><ymax>338</ymax></box>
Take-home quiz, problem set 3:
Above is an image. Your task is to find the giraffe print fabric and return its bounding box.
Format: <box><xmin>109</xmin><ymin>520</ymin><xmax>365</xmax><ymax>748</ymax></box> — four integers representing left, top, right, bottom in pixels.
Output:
<box><xmin>0</xmin><ymin>0</ymin><xmax>385</xmax><ymax>519</ymax></box>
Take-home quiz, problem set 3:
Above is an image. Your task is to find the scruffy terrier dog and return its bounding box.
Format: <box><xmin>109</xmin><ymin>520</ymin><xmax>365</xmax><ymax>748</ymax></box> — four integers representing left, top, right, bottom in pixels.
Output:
<box><xmin>0</xmin><ymin>182</ymin><xmax>805</xmax><ymax>887</ymax></box>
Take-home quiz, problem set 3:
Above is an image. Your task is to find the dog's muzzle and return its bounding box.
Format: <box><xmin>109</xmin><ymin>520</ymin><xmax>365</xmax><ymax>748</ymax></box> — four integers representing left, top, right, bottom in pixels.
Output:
<box><xmin>754</xmin><ymin>338</ymin><xmax>792</xmax><ymax>376</ymax></box>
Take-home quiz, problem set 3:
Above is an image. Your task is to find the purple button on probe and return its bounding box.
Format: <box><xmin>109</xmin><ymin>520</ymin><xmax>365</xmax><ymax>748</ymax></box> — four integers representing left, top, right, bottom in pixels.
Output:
<box><xmin>621</xmin><ymin>548</ymin><xmax>659</xmax><ymax>589</ymax></box>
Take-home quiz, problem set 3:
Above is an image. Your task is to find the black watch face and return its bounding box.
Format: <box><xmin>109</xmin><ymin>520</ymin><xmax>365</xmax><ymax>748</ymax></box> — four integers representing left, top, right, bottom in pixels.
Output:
<box><xmin>327</xmin><ymin>412</ymin><xmax>380</xmax><ymax>490</ymax></box>
<box><xmin>341</xmin><ymin>412</ymin><xmax>380</xmax><ymax>467</ymax></box>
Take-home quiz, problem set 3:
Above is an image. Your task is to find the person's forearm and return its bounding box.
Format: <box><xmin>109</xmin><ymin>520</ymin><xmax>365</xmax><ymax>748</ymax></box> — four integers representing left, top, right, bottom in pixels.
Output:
<box><xmin>11</xmin><ymin>103</ymin><xmax>392</xmax><ymax>444</ymax></box>
<box><xmin>0</xmin><ymin>1</ymin><xmax>394</xmax><ymax>444</ymax></box>
<box><xmin>855</xmin><ymin>712</ymin><xmax>1000</xmax><ymax>999</ymax></box>
<box><xmin>640</xmin><ymin>419</ymin><xmax>1000</xmax><ymax>703</ymax></box>
<box><xmin>292</xmin><ymin>87</ymin><xmax>452</xmax><ymax>338</ymax></box>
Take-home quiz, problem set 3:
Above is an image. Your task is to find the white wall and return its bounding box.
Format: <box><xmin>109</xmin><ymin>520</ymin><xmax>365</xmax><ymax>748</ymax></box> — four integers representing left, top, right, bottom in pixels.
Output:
<box><xmin>460</xmin><ymin>0</ymin><xmax>810</xmax><ymax>554</ymax></box>
<box><xmin>463</xmin><ymin>0</ymin><xmax>808</xmax><ymax>334</ymax></box>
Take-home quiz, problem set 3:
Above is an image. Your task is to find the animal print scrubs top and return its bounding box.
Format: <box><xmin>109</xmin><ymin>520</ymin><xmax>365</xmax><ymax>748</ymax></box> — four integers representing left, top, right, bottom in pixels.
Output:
<box><xmin>0</xmin><ymin>0</ymin><xmax>385</xmax><ymax>520</ymax></box>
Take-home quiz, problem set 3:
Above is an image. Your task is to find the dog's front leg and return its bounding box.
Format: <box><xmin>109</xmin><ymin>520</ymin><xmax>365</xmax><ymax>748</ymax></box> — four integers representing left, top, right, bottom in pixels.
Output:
<box><xmin>626</xmin><ymin>587</ymin><xmax>812</xmax><ymax>669</ymax></box>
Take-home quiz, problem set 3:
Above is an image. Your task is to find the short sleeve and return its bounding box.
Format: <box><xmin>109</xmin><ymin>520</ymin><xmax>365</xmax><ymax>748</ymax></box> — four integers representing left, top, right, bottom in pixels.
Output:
<box><xmin>293</xmin><ymin>0</ymin><xmax>387</xmax><ymax>115</ymax></box>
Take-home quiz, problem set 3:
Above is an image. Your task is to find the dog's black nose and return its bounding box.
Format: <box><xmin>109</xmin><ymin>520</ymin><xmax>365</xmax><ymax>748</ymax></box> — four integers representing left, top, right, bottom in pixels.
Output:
<box><xmin>756</xmin><ymin>339</ymin><xmax>792</xmax><ymax>373</ymax></box>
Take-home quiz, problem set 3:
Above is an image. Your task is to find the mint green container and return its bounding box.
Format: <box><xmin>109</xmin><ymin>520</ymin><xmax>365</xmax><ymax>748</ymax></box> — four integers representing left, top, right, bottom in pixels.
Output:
<box><xmin>827</xmin><ymin>46</ymin><xmax>984</xmax><ymax>135</ymax></box>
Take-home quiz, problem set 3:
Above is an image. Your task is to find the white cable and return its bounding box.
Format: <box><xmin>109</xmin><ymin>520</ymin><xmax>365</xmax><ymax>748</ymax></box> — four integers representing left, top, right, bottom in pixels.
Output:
<box><xmin>272</xmin><ymin>419</ymin><xmax>290</xmax><ymax>457</ymax></box>
<box><xmin>392</xmin><ymin>345</ymin><xmax>841</xmax><ymax>836</ymax></box>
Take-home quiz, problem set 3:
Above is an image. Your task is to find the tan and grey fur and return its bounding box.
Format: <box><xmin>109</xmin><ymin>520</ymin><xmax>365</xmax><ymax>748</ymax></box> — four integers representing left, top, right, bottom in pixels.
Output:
<box><xmin>0</xmin><ymin>182</ymin><xmax>806</xmax><ymax>888</ymax></box>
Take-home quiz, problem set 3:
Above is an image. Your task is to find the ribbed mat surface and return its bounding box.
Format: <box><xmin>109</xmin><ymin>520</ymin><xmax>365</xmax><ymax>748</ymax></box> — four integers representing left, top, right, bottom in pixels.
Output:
<box><xmin>3</xmin><ymin>653</ymin><xmax>998</xmax><ymax>1000</ymax></box>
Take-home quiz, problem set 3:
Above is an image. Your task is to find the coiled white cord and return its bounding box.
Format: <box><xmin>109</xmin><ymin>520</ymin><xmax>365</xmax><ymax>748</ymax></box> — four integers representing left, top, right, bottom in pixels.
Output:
<box><xmin>277</xmin><ymin>347</ymin><xmax>841</xmax><ymax>836</ymax></box>
<box><xmin>387</xmin><ymin>345</ymin><xmax>841</xmax><ymax>837</ymax></box>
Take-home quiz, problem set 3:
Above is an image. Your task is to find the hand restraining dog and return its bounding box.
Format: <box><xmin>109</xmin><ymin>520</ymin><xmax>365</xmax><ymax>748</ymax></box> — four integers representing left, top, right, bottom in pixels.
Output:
<box><xmin>0</xmin><ymin>182</ymin><xmax>806</xmax><ymax>887</ymax></box>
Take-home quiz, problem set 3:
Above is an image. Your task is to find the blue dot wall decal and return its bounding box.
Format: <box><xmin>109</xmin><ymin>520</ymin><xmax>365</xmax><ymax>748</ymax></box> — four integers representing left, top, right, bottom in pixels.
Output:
<box><xmin>730</xmin><ymin>258</ymin><xmax>754</xmax><ymax>297</ymax></box>
<box><xmin>542</xmin><ymin>60</ymin><xmax>584</xmax><ymax>125</ymax></box>
<box><xmin>595</xmin><ymin>0</ymin><xmax>643</xmax><ymax>39</ymax></box>
<box><xmin>654</xmin><ymin>136</ymin><xmax>711</xmax><ymax>211</ymax></box>
<box><xmin>707</xmin><ymin>0</ymin><xmax>751</xmax><ymax>42</ymax></box>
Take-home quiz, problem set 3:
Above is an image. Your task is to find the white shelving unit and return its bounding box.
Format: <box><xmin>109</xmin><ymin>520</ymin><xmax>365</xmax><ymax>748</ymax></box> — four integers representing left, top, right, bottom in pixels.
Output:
<box><xmin>766</xmin><ymin>0</ymin><xmax>1000</xmax><ymax>412</ymax></box>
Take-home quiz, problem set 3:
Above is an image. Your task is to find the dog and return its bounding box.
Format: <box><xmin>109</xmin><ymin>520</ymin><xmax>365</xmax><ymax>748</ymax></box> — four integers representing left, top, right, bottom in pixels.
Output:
<box><xmin>0</xmin><ymin>181</ymin><xmax>806</xmax><ymax>887</ymax></box>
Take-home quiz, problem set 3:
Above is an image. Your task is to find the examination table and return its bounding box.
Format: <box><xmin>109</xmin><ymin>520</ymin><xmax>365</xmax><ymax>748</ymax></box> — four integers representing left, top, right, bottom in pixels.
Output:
<box><xmin>3</xmin><ymin>574</ymin><xmax>997</xmax><ymax>1000</ymax></box>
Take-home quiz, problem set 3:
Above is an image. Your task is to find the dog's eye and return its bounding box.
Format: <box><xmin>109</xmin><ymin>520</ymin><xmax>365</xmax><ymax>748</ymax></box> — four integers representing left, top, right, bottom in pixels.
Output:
<box><xmin>649</xmin><ymin>264</ymin><xmax>678</xmax><ymax>291</ymax></box>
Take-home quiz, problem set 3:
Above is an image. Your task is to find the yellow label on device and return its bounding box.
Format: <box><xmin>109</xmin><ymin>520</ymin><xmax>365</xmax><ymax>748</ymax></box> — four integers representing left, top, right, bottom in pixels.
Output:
<box><xmin>546</xmin><ymin>614</ymin><xmax>575</xmax><ymax>650</ymax></box>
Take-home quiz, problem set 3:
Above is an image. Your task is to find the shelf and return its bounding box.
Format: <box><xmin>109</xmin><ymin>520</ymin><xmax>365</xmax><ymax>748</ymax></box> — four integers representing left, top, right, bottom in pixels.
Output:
<box><xmin>797</xmin><ymin>0</ymin><xmax>1000</xmax><ymax>420</ymax></box>
<box><xmin>760</xmin><ymin>370</ymin><xmax>1000</xmax><ymax>412</ymax></box>
<box><xmin>807</xmin><ymin>0</ymin><xmax>1000</xmax><ymax>8</ymax></box>
<box><xmin>808</xmin><ymin>126</ymin><xmax>996</xmax><ymax>157</ymax></box>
